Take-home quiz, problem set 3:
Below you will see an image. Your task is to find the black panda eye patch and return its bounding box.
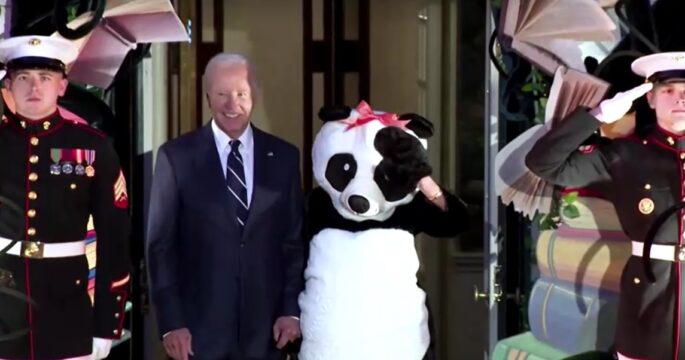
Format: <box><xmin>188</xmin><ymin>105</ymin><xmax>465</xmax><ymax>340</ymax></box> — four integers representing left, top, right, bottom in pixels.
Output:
<box><xmin>326</xmin><ymin>154</ymin><xmax>357</xmax><ymax>191</ymax></box>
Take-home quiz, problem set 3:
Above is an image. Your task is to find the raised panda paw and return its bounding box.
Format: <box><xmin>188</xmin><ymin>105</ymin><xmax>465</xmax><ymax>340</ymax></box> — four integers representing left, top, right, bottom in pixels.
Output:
<box><xmin>373</xmin><ymin>126</ymin><xmax>432</xmax><ymax>192</ymax></box>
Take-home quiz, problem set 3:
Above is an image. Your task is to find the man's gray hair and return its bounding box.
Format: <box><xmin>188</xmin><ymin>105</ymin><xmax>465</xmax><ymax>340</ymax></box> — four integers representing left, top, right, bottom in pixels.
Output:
<box><xmin>203</xmin><ymin>52</ymin><xmax>259</xmax><ymax>98</ymax></box>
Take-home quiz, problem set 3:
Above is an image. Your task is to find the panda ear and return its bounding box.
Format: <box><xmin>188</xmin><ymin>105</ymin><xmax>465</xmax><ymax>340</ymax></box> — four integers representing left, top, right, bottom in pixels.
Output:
<box><xmin>399</xmin><ymin>113</ymin><xmax>434</xmax><ymax>138</ymax></box>
<box><xmin>318</xmin><ymin>106</ymin><xmax>353</xmax><ymax>122</ymax></box>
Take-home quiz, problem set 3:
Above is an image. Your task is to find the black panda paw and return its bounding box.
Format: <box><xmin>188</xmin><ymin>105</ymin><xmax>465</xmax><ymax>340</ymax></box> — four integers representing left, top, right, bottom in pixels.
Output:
<box><xmin>393</xmin><ymin>159</ymin><xmax>432</xmax><ymax>189</ymax></box>
<box><xmin>374</xmin><ymin>126</ymin><xmax>432</xmax><ymax>183</ymax></box>
<box><xmin>374</xmin><ymin>160</ymin><xmax>431</xmax><ymax>201</ymax></box>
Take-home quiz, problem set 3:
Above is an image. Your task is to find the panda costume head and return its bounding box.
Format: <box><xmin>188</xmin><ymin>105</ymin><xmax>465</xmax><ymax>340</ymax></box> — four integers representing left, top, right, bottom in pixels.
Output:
<box><xmin>298</xmin><ymin>101</ymin><xmax>470</xmax><ymax>360</ymax></box>
<box><xmin>312</xmin><ymin>100</ymin><xmax>434</xmax><ymax>222</ymax></box>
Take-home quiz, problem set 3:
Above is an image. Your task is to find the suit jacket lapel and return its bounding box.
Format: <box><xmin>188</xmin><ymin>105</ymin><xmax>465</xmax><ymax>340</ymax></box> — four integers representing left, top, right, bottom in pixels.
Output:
<box><xmin>244</xmin><ymin>127</ymin><xmax>279</xmax><ymax>235</ymax></box>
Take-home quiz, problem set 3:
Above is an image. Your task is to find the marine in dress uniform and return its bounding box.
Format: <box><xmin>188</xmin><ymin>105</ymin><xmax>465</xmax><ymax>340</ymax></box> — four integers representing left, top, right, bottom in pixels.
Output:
<box><xmin>527</xmin><ymin>52</ymin><xmax>685</xmax><ymax>360</ymax></box>
<box><xmin>0</xmin><ymin>36</ymin><xmax>130</xmax><ymax>360</ymax></box>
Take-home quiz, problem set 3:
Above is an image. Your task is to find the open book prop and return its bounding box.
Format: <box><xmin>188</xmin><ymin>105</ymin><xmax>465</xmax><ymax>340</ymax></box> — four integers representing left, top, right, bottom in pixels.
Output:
<box><xmin>499</xmin><ymin>0</ymin><xmax>616</xmax><ymax>75</ymax></box>
<box><xmin>52</xmin><ymin>0</ymin><xmax>189</xmax><ymax>88</ymax></box>
<box><xmin>495</xmin><ymin>66</ymin><xmax>609</xmax><ymax>218</ymax></box>
<box><xmin>599</xmin><ymin>0</ymin><xmax>618</xmax><ymax>8</ymax></box>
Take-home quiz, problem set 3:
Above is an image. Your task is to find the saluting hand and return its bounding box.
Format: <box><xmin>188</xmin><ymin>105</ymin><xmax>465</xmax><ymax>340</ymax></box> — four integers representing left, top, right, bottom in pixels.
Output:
<box><xmin>590</xmin><ymin>82</ymin><xmax>653</xmax><ymax>124</ymax></box>
<box><xmin>163</xmin><ymin>328</ymin><xmax>194</xmax><ymax>360</ymax></box>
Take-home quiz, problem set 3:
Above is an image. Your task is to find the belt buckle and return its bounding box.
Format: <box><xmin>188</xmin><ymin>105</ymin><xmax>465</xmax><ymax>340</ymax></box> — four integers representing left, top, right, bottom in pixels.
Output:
<box><xmin>20</xmin><ymin>241</ymin><xmax>43</xmax><ymax>259</ymax></box>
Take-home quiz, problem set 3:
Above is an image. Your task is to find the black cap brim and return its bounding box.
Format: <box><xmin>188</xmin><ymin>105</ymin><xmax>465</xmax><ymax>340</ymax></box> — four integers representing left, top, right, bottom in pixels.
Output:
<box><xmin>6</xmin><ymin>56</ymin><xmax>66</xmax><ymax>74</ymax></box>
<box><xmin>648</xmin><ymin>70</ymin><xmax>685</xmax><ymax>84</ymax></box>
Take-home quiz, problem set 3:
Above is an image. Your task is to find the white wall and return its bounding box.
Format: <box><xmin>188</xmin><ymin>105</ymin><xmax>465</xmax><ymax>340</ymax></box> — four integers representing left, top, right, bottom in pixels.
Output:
<box><xmin>369</xmin><ymin>0</ymin><xmax>423</xmax><ymax>113</ymax></box>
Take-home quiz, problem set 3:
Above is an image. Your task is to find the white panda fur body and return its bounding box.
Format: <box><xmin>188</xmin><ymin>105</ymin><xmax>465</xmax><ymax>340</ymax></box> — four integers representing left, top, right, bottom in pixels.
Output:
<box><xmin>298</xmin><ymin>228</ymin><xmax>429</xmax><ymax>360</ymax></box>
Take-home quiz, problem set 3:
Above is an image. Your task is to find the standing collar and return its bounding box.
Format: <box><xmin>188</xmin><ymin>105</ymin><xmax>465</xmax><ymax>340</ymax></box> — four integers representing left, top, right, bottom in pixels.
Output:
<box><xmin>211</xmin><ymin>119</ymin><xmax>254</xmax><ymax>153</ymax></box>
<box><xmin>649</xmin><ymin>124</ymin><xmax>685</xmax><ymax>151</ymax></box>
<box><xmin>4</xmin><ymin>109</ymin><xmax>62</xmax><ymax>134</ymax></box>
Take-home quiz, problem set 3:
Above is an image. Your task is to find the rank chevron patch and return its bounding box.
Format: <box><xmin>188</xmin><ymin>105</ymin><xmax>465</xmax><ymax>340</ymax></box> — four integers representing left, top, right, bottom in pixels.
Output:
<box><xmin>113</xmin><ymin>170</ymin><xmax>129</xmax><ymax>209</ymax></box>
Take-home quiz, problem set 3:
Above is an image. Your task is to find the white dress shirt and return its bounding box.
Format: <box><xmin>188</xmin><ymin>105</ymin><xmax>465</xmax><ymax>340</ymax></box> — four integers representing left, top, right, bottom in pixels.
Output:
<box><xmin>211</xmin><ymin>120</ymin><xmax>254</xmax><ymax>207</ymax></box>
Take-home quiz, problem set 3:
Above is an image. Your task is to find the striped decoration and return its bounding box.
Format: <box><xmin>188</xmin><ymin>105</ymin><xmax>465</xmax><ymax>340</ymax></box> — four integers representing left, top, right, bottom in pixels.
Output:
<box><xmin>536</xmin><ymin>195</ymin><xmax>631</xmax><ymax>292</ymax></box>
<box><xmin>536</xmin><ymin>229</ymin><xmax>630</xmax><ymax>292</ymax></box>
<box><xmin>492</xmin><ymin>332</ymin><xmax>569</xmax><ymax>360</ymax></box>
<box><xmin>85</xmin><ymin>216</ymin><xmax>97</xmax><ymax>304</ymax></box>
<box><xmin>527</xmin><ymin>278</ymin><xmax>618</xmax><ymax>353</ymax></box>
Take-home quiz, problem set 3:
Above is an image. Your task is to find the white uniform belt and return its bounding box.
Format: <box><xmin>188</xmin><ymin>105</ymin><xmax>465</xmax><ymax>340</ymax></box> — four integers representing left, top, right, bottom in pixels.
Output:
<box><xmin>0</xmin><ymin>236</ymin><xmax>86</xmax><ymax>259</ymax></box>
<box><xmin>631</xmin><ymin>241</ymin><xmax>685</xmax><ymax>262</ymax></box>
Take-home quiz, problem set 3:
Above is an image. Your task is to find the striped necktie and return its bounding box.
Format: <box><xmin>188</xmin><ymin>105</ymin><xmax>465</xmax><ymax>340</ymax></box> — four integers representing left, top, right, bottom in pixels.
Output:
<box><xmin>226</xmin><ymin>140</ymin><xmax>248</xmax><ymax>228</ymax></box>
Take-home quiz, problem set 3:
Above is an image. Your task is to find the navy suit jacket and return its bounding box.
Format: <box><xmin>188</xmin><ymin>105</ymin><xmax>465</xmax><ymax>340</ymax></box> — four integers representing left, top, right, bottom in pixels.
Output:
<box><xmin>146</xmin><ymin>123</ymin><xmax>305</xmax><ymax>359</ymax></box>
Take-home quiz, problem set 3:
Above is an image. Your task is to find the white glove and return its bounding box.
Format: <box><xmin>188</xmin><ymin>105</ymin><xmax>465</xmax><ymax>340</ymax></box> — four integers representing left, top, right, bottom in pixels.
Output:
<box><xmin>90</xmin><ymin>337</ymin><xmax>113</xmax><ymax>360</ymax></box>
<box><xmin>590</xmin><ymin>83</ymin><xmax>653</xmax><ymax>124</ymax></box>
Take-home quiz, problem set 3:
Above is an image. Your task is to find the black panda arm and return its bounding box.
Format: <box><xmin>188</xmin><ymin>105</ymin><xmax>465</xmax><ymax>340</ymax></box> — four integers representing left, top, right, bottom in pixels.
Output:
<box><xmin>412</xmin><ymin>187</ymin><xmax>469</xmax><ymax>237</ymax></box>
<box><xmin>303</xmin><ymin>188</ymin><xmax>330</xmax><ymax>262</ymax></box>
<box><xmin>305</xmin><ymin>188</ymin><xmax>321</xmax><ymax>242</ymax></box>
<box><xmin>305</xmin><ymin>187</ymin><xmax>341</xmax><ymax>241</ymax></box>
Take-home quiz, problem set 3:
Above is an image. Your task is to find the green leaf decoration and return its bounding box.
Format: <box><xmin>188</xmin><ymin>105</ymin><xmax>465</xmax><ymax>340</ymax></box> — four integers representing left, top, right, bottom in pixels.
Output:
<box><xmin>562</xmin><ymin>191</ymin><xmax>578</xmax><ymax>205</ymax></box>
<box><xmin>562</xmin><ymin>204</ymin><xmax>580</xmax><ymax>219</ymax></box>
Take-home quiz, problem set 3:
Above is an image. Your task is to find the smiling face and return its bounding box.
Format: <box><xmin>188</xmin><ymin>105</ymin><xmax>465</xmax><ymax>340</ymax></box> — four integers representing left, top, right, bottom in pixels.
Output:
<box><xmin>648</xmin><ymin>82</ymin><xmax>685</xmax><ymax>134</ymax></box>
<box><xmin>4</xmin><ymin>69</ymin><xmax>67</xmax><ymax>120</ymax></box>
<box><xmin>206</xmin><ymin>63</ymin><xmax>253</xmax><ymax>138</ymax></box>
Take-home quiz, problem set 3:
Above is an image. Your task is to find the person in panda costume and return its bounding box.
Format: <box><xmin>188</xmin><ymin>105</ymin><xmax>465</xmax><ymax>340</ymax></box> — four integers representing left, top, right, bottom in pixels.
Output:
<box><xmin>298</xmin><ymin>101</ymin><xmax>469</xmax><ymax>360</ymax></box>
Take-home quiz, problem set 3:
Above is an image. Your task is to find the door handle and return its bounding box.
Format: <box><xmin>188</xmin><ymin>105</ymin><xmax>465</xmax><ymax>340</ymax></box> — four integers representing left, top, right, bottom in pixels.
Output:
<box><xmin>473</xmin><ymin>284</ymin><xmax>522</xmax><ymax>304</ymax></box>
<box><xmin>473</xmin><ymin>284</ymin><xmax>502</xmax><ymax>303</ymax></box>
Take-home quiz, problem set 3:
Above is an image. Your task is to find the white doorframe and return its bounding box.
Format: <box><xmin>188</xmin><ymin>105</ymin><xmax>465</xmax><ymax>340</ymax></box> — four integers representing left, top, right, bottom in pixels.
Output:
<box><xmin>483</xmin><ymin>2</ymin><xmax>501</xmax><ymax>358</ymax></box>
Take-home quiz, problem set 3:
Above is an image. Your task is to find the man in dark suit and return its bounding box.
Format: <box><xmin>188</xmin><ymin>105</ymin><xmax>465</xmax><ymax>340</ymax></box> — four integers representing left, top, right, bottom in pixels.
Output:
<box><xmin>146</xmin><ymin>53</ymin><xmax>304</xmax><ymax>360</ymax></box>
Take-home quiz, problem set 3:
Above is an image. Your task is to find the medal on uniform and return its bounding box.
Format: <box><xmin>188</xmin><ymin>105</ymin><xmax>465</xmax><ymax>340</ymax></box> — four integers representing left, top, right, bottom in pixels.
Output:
<box><xmin>61</xmin><ymin>149</ymin><xmax>73</xmax><ymax>174</ymax></box>
<box><xmin>74</xmin><ymin>149</ymin><xmax>85</xmax><ymax>175</ymax></box>
<box><xmin>50</xmin><ymin>163</ymin><xmax>61</xmax><ymax>175</ymax></box>
<box><xmin>50</xmin><ymin>148</ymin><xmax>62</xmax><ymax>175</ymax></box>
<box><xmin>85</xmin><ymin>150</ymin><xmax>95</xmax><ymax>177</ymax></box>
<box><xmin>62</xmin><ymin>162</ymin><xmax>73</xmax><ymax>174</ymax></box>
<box><xmin>638</xmin><ymin>198</ymin><xmax>655</xmax><ymax>215</ymax></box>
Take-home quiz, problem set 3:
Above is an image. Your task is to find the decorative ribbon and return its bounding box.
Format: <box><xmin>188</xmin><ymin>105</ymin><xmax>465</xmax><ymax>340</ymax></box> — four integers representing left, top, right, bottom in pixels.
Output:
<box><xmin>85</xmin><ymin>150</ymin><xmax>95</xmax><ymax>165</ymax></box>
<box><xmin>50</xmin><ymin>148</ymin><xmax>62</xmax><ymax>164</ymax></box>
<box><xmin>75</xmin><ymin>149</ymin><xmax>83</xmax><ymax>165</ymax></box>
<box><xmin>343</xmin><ymin>100</ymin><xmax>409</xmax><ymax>131</ymax></box>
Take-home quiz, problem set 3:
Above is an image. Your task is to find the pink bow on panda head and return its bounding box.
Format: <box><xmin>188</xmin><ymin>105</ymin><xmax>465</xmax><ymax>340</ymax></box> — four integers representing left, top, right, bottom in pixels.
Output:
<box><xmin>343</xmin><ymin>100</ymin><xmax>409</xmax><ymax>131</ymax></box>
